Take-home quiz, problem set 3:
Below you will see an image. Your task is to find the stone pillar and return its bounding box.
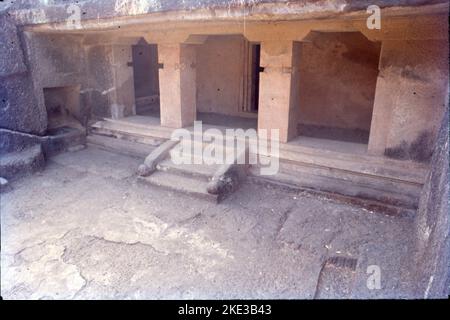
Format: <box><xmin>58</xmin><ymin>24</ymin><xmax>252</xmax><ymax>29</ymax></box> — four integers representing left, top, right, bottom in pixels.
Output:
<box><xmin>368</xmin><ymin>40</ymin><xmax>448</xmax><ymax>162</ymax></box>
<box><xmin>258</xmin><ymin>41</ymin><xmax>300</xmax><ymax>143</ymax></box>
<box><xmin>158</xmin><ymin>43</ymin><xmax>197</xmax><ymax>128</ymax></box>
<box><xmin>110</xmin><ymin>45</ymin><xmax>136</xmax><ymax>119</ymax></box>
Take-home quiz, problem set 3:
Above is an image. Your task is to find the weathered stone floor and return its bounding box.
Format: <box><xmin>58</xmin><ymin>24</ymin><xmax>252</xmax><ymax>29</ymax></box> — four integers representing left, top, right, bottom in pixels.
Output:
<box><xmin>1</xmin><ymin>146</ymin><xmax>418</xmax><ymax>299</ymax></box>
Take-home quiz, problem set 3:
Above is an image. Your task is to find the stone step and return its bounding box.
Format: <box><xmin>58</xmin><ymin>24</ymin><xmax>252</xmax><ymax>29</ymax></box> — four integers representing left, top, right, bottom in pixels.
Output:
<box><xmin>139</xmin><ymin>139</ymin><xmax>247</xmax><ymax>203</ymax></box>
<box><xmin>249</xmin><ymin>166</ymin><xmax>418</xmax><ymax>212</ymax></box>
<box><xmin>0</xmin><ymin>144</ymin><xmax>45</xmax><ymax>180</ymax></box>
<box><xmin>90</xmin><ymin>119</ymin><xmax>168</xmax><ymax>145</ymax></box>
<box><xmin>173</xmin><ymin>137</ymin><xmax>249</xmax><ymax>156</ymax></box>
<box><xmin>172</xmin><ymin>139</ymin><xmax>250</xmax><ymax>166</ymax></box>
<box><xmin>137</xmin><ymin>170</ymin><xmax>218</xmax><ymax>203</ymax></box>
<box><xmin>103</xmin><ymin>117</ymin><xmax>173</xmax><ymax>137</ymax></box>
<box><xmin>90</xmin><ymin>118</ymin><xmax>427</xmax><ymax>182</ymax></box>
<box><xmin>277</xmin><ymin>158</ymin><xmax>422</xmax><ymax>198</ymax></box>
<box><xmin>173</xmin><ymin>148</ymin><xmax>243</xmax><ymax>166</ymax></box>
<box><xmin>190</xmin><ymin>128</ymin><xmax>427</xmax><ymax>184</ymax></box>
<box><xmin>258</xmin><ymin>153</ymin><xmax>424</xmax><ymax>194</ymax></box>
<box><xmin>277</xmin><ymin>147</ymin><xmax>427</xmax><ymax>185</ymax></box>
<box><xmin>89</xmin><ymin>118</ymin><xmax>426</xmax><ymax>210</ymax></box>
<box><xmin>156</xmin><ymin>158</ymin><xmax>218</xmax><ymax>181</ymax></box>
<box><xmin>87</xmin><ymin>134</ymin><xmax>156</xmax><ymax>159</ymax></box>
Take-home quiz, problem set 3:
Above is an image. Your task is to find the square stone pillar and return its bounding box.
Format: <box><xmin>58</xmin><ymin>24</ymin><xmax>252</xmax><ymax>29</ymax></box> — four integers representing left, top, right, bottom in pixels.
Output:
<box><xmin>158</xmin><ymin>43</ymin><xmax>197</xmax><ymax>128</ymax></box>
<box><xmin>258</xmin><ymin>41</ymin><xmax>301</xmax><ymax>143</ymax></box>
<box><xmin>368</xmin><ymin>40</ymin><xmax>448</xmax><ymax>162</ymax></box>
<box><xmin>110</xmin><ymin>45</ymin><xmax>136</xmax><ymax>119</ymax></box>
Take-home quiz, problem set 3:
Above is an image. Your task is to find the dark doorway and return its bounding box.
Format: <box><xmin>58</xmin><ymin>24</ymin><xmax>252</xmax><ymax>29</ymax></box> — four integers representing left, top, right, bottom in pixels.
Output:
<box><xmin>249</xmin><ymin>43</ymin><xmax>261</xmax><ymax>113</ymax></box>
<box><xmin>132</xmin><ymin>39</ymin><xmax>160</xmax><ymax>118</ymax></box>
<box><xmin>43</xmin><ymin>85</ymin><xmax>82</xmax><ymax>130</ymax></box>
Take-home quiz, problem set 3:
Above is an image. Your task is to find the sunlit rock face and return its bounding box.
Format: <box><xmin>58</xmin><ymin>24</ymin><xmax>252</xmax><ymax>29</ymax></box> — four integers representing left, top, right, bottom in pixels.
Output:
<box><xmin>414</xmin><ymin>110</ymin><xmax>449</xmax><ymax>298</ymax></box>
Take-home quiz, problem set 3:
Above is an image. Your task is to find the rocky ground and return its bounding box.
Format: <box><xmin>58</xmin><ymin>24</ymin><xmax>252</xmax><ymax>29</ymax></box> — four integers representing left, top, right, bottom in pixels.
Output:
<box><xmin>1</xmin><ymin>146</ymin><xmax>419</xmax><ymax>299</ymax></box>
